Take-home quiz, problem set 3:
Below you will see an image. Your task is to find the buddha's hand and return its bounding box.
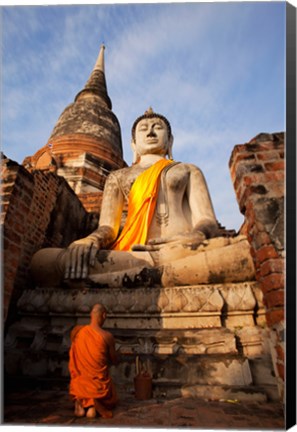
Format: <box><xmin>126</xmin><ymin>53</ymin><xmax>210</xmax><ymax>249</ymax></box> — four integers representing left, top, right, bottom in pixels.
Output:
<box><xmin>132</xmin><ymin>231</ymin><xmax>207</xmax><ymax>252</ymax></box>
<box><xmin>64</xmin><ymin>236</ymin><xmax>100</xmax><ymax>280</ymax></box>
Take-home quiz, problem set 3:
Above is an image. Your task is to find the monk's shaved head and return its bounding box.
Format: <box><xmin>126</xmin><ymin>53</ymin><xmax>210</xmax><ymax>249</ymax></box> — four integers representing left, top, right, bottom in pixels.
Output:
<box><xmin>91</xmin><ymin>303</ymin><xmax>106</xmax><ymax>317</ymax></box>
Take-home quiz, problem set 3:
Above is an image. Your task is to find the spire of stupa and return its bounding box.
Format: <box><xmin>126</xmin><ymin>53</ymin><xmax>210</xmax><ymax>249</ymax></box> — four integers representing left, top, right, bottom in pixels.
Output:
<box><xmin>74</xmin><ymin>44</ymin><xmax>112</xmax><ymax>109</ymax></box>
<box><xmin>94</xmin><ymin>43</ymin><xmax>105</xmax><ymax>72</ymax></box>
<box><xmin>24</xmin><ymin>43</ymin><xmax>126</xmax><ymax>213</ymax></box>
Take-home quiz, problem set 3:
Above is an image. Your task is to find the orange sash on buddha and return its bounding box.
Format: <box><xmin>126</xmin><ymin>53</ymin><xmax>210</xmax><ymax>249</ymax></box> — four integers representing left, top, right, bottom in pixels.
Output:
<box><xmin>69</xmin><ymin>325</ymin><xmax>114</xmax><ymax>407</ymax></box>
<box><xmin>112</xmin><ymin>158</ymin><xmax>173</xmax><ymax>251</ymax></box>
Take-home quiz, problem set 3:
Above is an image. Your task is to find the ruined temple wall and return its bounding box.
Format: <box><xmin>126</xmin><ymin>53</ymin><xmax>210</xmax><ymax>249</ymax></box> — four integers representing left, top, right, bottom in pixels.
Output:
<box><xmin>77</xmin><ymin>191</ymin><xmax>103</xmax><ymax>213</ymax></box>
<box><xmin>1</xmin><ymin>157</ymin><xmax>33</xmax><ymax>322</ymax></box>
<box><xmin>1</xmin><ymin>155</ymin><xmax>97</xmax><ymax>322</ymax></box>
<box><xmin>229</xmin><ymin>132</ymin><xmax>285</xmax><ymax>398</ymax></box>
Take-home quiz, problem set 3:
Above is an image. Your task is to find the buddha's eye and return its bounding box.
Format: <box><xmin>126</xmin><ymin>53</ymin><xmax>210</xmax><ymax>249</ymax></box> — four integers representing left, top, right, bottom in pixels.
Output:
<box><xmin>153</xmin><ymin>122</ymin><xmax>164</xmax><ymax>130</ymax></box>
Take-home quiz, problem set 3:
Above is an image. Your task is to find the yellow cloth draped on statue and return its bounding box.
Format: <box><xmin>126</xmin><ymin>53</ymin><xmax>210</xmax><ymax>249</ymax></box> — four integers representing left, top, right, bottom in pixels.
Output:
<box><xmin>112</xmin><ymin>158</ymin><xmax>173</xmax><ymax>251</ymax></box>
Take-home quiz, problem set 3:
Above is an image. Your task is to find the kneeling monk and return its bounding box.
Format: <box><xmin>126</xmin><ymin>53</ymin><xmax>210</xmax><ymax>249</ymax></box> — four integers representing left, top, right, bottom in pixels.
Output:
<box><xmin>69</xmin><ymin>303</ymin><xmax>119</xmax><ymax>418</ymax></box>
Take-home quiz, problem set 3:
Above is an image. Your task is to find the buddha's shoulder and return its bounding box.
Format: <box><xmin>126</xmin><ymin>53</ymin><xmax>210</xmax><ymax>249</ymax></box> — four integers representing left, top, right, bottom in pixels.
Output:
<box><xmin>108</xmin><ymin>165</ymin><xmax>143</xmax><ymax>180</ymax></box>
<box><xmin>106</xmin><ymin>166</ymin><xmax>134</xmax><ymax>180</ymax></box>
<box><xmin>172</xmin><ymin>161</ymin><xmax>203</xmax><ymax>173</ymax></box>
<box><xmin>105</xmin><ymin>166</ymin><xmax>141</xmax><ymax>194</ymax></box>
<box><xmin>111</xmin><ymin>165</ymin><xmax>137</xmax><ymax>175</ymax></box>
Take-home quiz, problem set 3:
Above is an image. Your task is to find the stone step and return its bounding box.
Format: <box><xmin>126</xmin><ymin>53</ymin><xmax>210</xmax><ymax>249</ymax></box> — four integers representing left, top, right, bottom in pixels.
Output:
<box><xmin>154</xmin><ymin>383</ymin><xmax>269</xmax><ymax>403</ymax></box>
<box><xmin>4</xmin><ymin>373</ymin><xmax>278</xmax><ymax>404</ymax></box>
<box><xmin>114</xmin><ymin>378</ymin><xmax>271</xmax><ymax>403</ymax></box>
<box><xmin>112</xmin><ymin>353</ymin><xmax>253</xmax><ymax>388</ymax></box>
<box><xmin>6</xmin><ymin>318</ymin><xmax>269</xmax><ymax>358</ymax></box>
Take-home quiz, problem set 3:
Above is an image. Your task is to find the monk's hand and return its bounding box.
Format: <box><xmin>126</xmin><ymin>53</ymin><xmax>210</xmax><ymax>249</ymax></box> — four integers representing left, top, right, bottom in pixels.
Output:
<box><xmin>132</xmin><ymin>231</ymin><xmax>207</xmax><ymax>252</ymax></box>
<box><xmin>64</xmin><ymin>237</ymin><xmax>100</xmax><ymax>280</ymax></box>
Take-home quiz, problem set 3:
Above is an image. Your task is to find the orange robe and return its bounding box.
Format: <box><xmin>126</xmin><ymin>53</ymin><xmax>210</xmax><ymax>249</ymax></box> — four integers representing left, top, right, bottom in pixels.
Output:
<box><xmin>69</xmin><ymin>325</ymin><xmax>116</xmax><ymax>408</ymax></box>
<box><xmin>112</xmin><ymin>158</ymin><xmax>173</xmax><ymax>251</ymax></box>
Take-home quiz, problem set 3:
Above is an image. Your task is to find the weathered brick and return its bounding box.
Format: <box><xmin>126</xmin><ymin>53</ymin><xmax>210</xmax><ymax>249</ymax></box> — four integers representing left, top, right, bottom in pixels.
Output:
<box><xmin>12</xmin><ymin>221</ymin><xmax>25</xmax><ymax>235</ymax></box>
<box><xmin>230</xmin><ymin>133</ymin><xmax>285</xmax><ymax>399</ymax></box>
<box><xmin>276</xmin><ymin>362</ymin><xmax>285</xmax><ymax>380</ymax></box>
<box><xmin>264</xmin><ymin>160</ymin><xmax>285</xmax><ymax>172</ymax></box>
<box><xmin>256</xmin><ymin>245</ymin><xmax>279</xmax><ymax>263</ymax></box>
<box><xmin>4</xmin><ymin>230</ymin><xmax>22</xmax><ymax>245</ymax></box>
<box><xmin>249</xmin><ymin>141</ymin><xmax>276</xmax><ymax>151</ymax></box>
<box><xmin>4</xmin><ymin>269</ymin><xmax>17</xmax><ymax>281</ymax></box>
<box><xmin>229</xmin><ymin>144</ymin><xmax>248</xmax><ymax>166</ymax></box>
<box><xmin>264</xmin><ymin>171</ymin><xmax>284</xmax><ymax>182</ymax></box>
<box><xmin>254</xmin><ymin>220</ymin><xmax>266</xmax><ymax>233</ymax></box>
<box><xmin>266</xmin><ymin>309</ymin><xmax>284</xmax><ymax>326</ymax></box>
<box><xmin>16</xmin><ymin>201</ymin><xmax>31</xmax><ymax>214</ymax></box>
<box><xmin>260</xmin><ymin>258</ymin><xmax>284</xmax><ymax>277</ymax></box>
<box><xmin>275</xmin><ymin>344</ymin><xmax>285</xmax><ymax>362</ymax></box>
<box><xmin>265</xmin><ymin>289</ymin><xmax>285</xmax><ymax>309</ymax></box>
<box><xmin>261</xmin><ymin>273</ymin><xmax>284</xmax><ymax>293</ymax></box>
<box><xmin>243</xmin><ymin>173</ymin><xmax>263</xmax><ymax>187</ymax></box>
<box><xmin>264</xmin><ymin>181</ymin><xmax>284</xmax><ymax>197</ymax></box>
<box><xmin>1</xmin><ymin>184</ymin><xmax>15</xmax><ymax>194</ymax></box>
<box><xmin>256</xmin><ymin>150</ymin><xmax>281</xmax><ymax>161</ymax></box>
<box><xmin>254</xmin><ymin>231</ymin><xmax>272</xmax><ymax>249</ymax></box>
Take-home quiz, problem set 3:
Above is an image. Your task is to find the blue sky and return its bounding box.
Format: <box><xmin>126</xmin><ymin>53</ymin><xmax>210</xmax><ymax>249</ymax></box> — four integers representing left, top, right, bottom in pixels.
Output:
<box><xmin>1</xmin><ymin>2</ymin><xmax>287</xmax><ymax>231</ymax></box>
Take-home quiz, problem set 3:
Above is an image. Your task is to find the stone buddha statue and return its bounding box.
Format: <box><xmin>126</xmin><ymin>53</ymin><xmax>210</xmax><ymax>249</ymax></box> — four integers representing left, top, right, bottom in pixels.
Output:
<box><xmin>31</xmin><ymin>108</ymin><xmax>254</xmax><ymax>288</ymax></box>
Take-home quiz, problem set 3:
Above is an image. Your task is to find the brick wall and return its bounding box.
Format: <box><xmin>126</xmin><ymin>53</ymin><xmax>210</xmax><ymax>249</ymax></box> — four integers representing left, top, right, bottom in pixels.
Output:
<box><xmin>77</xmin><ymin>191</ymin><xmax>103</xmax><ymax>213</ymax></box>
<box><xmin>1</xmin><ymin>155</ymin><xmax>97</xmax><ymax>324</ymax></box>
<box><xmin>229</xmin><ymin>132</ymin><xmax>285</xmax><ymax>398</ymax></box>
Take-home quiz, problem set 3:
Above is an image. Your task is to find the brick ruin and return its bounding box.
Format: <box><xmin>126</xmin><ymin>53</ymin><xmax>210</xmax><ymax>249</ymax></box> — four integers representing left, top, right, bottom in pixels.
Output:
<box><xmin>229</xmin><ymin>132</ymin><xmax>285</xmax><ymax>398</ymax></box>
<box><xmin>1</xmin><ymin>45</ymin><xmax>285</xmax><ymax>402</ymax></box>
<box><xmin>1</xmin><ymin>157</ymin><xmax>98</xmax><ymax>325</ymax></box>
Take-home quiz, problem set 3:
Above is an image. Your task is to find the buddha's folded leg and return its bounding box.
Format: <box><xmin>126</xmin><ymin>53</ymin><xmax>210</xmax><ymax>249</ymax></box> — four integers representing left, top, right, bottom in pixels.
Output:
<box><xmin>30</xmin><ymin>236</ymin><xmax>254</xmax><ymax>288</ymax></box>
<box><xmin>88</xmin><ymin>236</ymin><xmax>255</xmax><ymax>287</ymax></box>
<box><xmin>30</xmin><ymin>248</ymin><xmax>155</xmax><ymax>288</ymax></box>
<box><xmin>160</xmin><ymin>235</ymin><xmax>255</xmax><ymax>286</ymax></box>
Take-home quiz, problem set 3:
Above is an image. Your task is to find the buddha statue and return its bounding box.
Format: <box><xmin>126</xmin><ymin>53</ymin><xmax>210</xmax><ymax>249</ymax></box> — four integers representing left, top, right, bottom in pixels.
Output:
<box><xmin>31</xmin><ymin>108</ymin><xmax>254</xmax><ymax>288</ymax></box>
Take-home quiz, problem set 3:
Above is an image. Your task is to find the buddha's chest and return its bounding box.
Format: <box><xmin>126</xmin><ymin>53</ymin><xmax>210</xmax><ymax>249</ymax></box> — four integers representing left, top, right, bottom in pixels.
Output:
<box><xmin>119</xmin><ymin>163</ymin><xmax>189</xmax><ymax>201</ymax></box>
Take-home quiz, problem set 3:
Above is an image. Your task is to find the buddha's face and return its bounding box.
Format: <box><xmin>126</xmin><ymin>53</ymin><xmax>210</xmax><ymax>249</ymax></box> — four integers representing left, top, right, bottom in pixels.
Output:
<box><xmin>133</xmin><ymin>117</ymin><xmax>172</xmax><ymax>157</ymax></box>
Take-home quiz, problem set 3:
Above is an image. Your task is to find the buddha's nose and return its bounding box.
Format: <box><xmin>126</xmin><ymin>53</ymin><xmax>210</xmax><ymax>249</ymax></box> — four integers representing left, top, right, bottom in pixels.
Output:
<box><xmin>147</xmin><ymin>128</ymin><xmax>157</xmax><ymax>138</ymax></box>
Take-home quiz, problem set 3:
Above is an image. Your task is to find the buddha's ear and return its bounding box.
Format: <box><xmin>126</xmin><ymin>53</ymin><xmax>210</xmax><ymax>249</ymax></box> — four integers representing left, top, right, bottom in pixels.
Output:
<box><xmin>167</xmin><ymin>135</ymin><xmax>174</xmax><ymax>160</ymax></box>
<box><xmin>131</xmin><ymin>139</ymin><xmax>140</xmax><ymax>164</ymax></box>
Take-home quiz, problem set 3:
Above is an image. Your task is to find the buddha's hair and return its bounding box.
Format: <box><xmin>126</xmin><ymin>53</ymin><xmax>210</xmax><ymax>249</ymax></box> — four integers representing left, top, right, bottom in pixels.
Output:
<box><xmin>131</xmin><ymin>107</ymin><xmax>172</xmax><ymax>141</ymax></box>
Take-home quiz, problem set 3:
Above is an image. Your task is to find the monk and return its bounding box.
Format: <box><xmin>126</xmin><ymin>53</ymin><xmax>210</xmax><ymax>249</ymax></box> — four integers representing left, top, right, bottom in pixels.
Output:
<box><xmin>69</xmin><ymin>303</ymin><xmax>119</xmax><ymax>418</ymax></box>
<box><xmin>31</xmin><ymin>108</ymin><xmax>255</xmax><ymax>288</ymax></box>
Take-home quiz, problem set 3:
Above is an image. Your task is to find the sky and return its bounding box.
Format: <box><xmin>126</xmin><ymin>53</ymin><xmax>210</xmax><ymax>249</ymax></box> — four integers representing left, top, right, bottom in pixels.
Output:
<box><xmin>1</xmin><ymin>1</ymin><xmax>288</xmax><ymax>231</ymax></box>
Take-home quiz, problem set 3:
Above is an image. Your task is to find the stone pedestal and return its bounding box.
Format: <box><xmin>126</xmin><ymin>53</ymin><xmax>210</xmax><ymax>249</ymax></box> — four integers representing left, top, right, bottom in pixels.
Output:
<box><xmin>4</xmin><ymin>281</ymin><xmax>279</xmax><ymax>401</ymax></box>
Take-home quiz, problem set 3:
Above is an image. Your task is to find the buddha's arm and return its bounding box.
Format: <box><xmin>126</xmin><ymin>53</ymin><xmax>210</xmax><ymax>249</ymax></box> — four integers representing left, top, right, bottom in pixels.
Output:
<box><xmin>64</xmin><ymin>172</ymin><xmax>124</xmax><ymax>279</ymax></box>
<box><xmin>187</xmin><ymin>164</ymin><xmax>218</xmax><ymax>238</ymax></box>
<box><xmin>96</xmin><ymin>172</ymin><xmax>124</xmax><ymax>246</ymax></box>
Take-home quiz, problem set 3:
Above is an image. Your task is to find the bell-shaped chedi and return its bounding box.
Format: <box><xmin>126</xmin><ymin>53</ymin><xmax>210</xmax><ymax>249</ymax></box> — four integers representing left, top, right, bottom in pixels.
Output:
<box><xmin>23</xmin><ymin>45</ymin><xmax>126</xmax><ymax>213</ymax></box>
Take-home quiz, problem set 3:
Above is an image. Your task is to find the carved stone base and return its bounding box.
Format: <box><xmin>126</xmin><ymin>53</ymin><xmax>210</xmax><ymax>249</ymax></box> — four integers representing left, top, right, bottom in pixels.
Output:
<box><xmin>4</xmin><ymin>281</ymin><xmax>279</xmax><ymax>401</ymax></box>
<box><xmin>16</xmin><ymin>282</ymin><xmax>260</xmax><ymax>329</ymax></box>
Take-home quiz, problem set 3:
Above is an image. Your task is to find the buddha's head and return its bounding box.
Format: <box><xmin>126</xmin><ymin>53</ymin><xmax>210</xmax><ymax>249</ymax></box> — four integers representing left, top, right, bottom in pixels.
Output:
<box><xmin>131</xmin><ymin>107</ymin><xmax>173</xmax><ymax>164</ymax></box>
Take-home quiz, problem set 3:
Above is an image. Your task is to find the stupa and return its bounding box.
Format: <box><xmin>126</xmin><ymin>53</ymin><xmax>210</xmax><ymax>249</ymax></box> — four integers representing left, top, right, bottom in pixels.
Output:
<box><xmin>23</xmin><ymin>45</ymin><xmax>126</xmax><ymax>213</ymax></box>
